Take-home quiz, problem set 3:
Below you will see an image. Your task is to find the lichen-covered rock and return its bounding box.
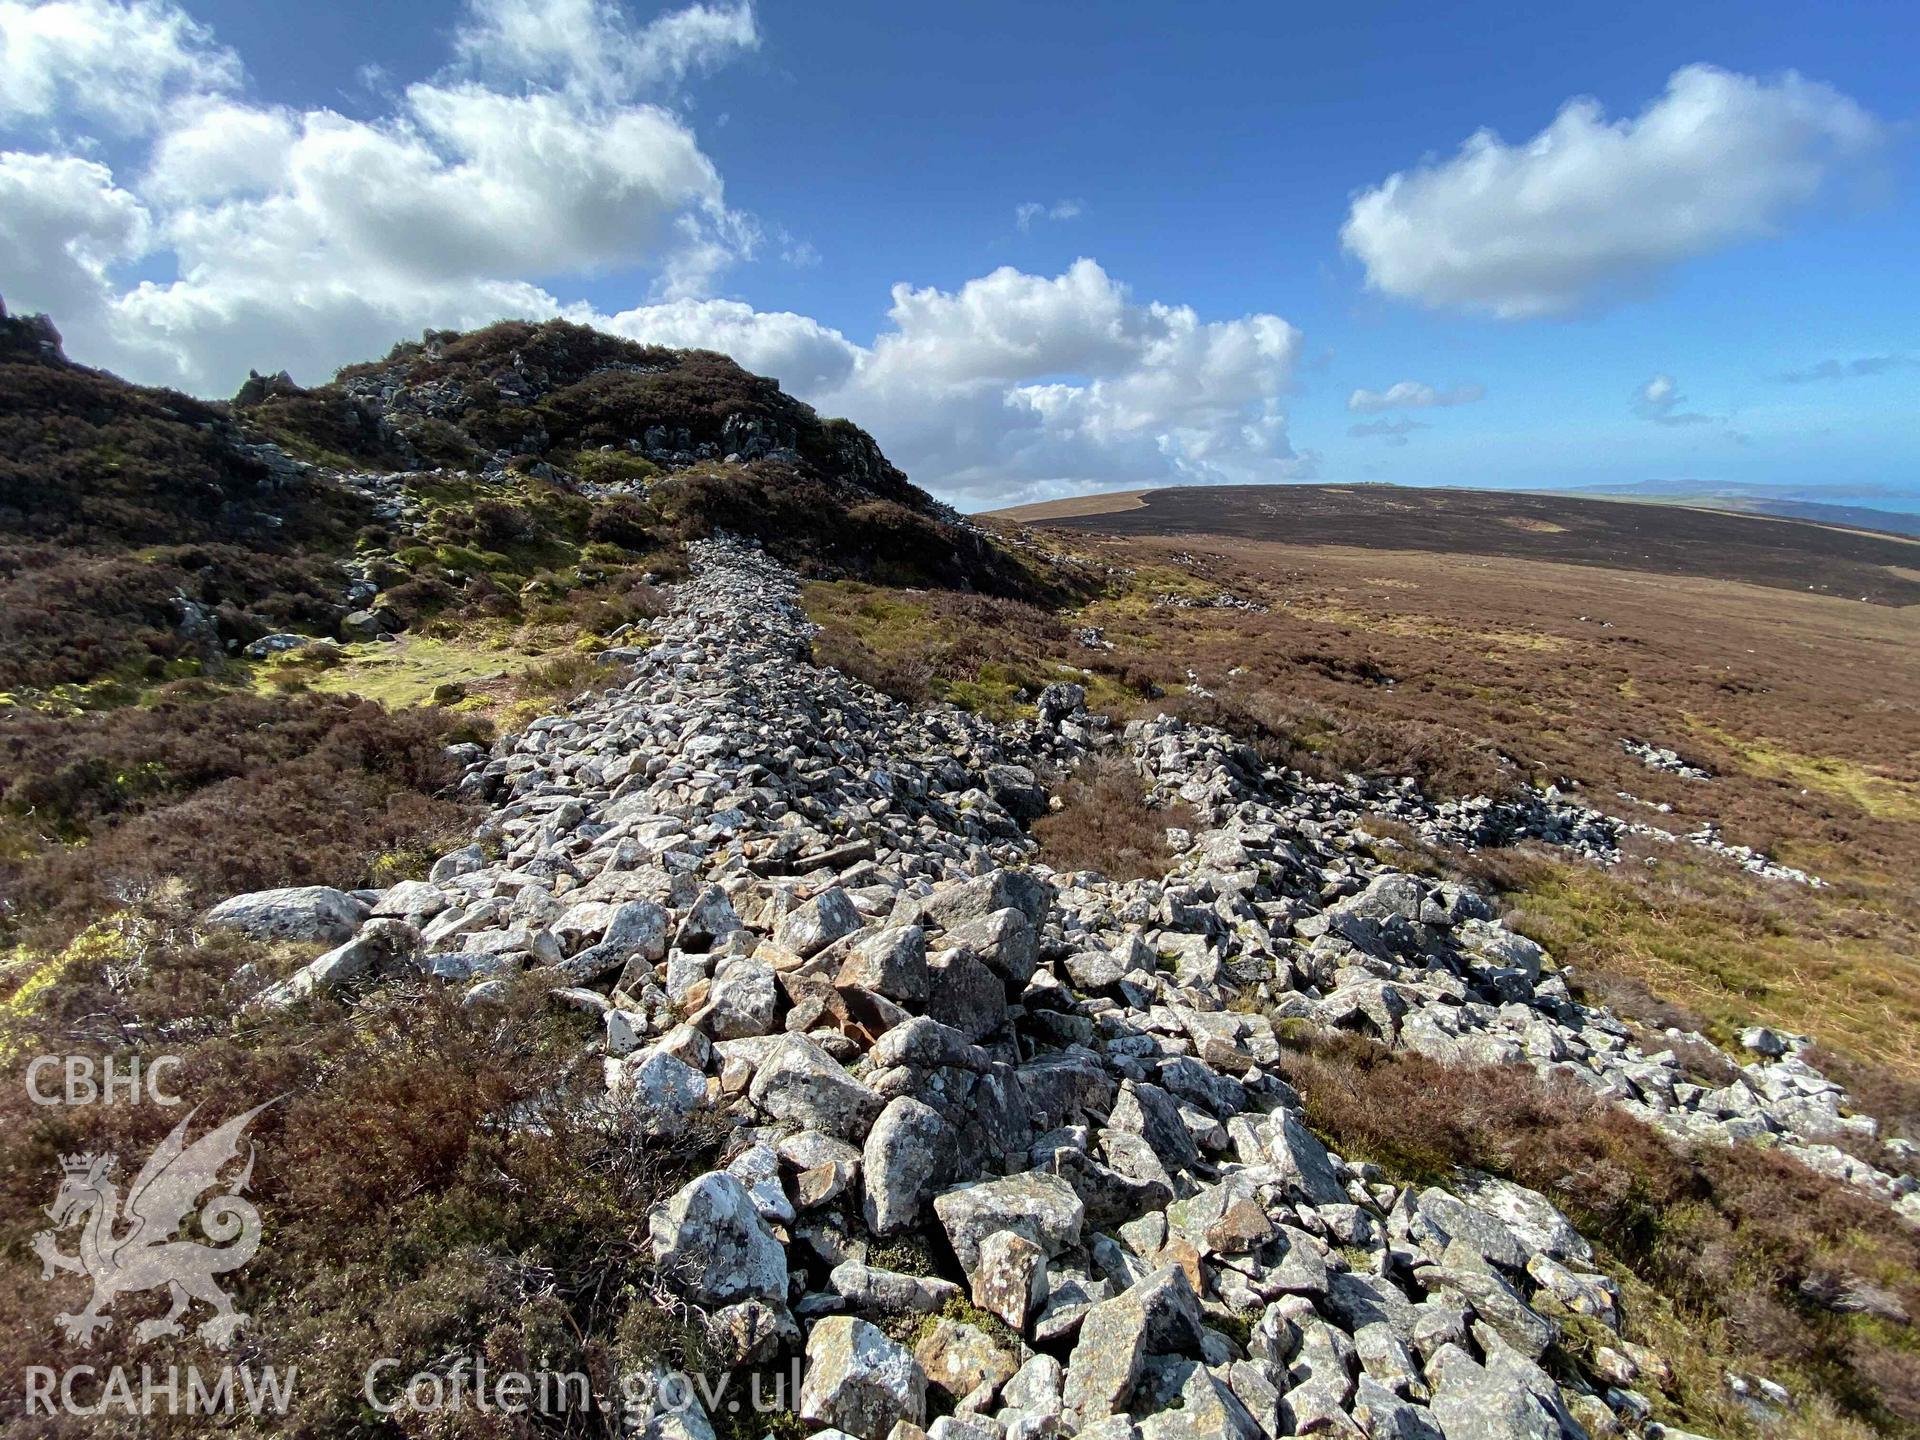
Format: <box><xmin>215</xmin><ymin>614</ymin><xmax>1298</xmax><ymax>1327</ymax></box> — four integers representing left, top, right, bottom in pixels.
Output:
<box><xmin>837</xmin><ymin>925</ymin><xmax>930</xmax><ymax>1003</ymax></box>
<box><xmin>777</xmin><ymin>887</ymin><xmax>863</xmax><ymax>957</ymax></box>
<box><xmin>913</xmin><ymin>1317</ymin><xmax>1016</xmax><ymax>1409</ymax></box>
<box><xmin>648</xmin><ymin>1172</ymin><xmax>787</xmax><ymax>1309</ymax></box>
<box><xmin>611</xmin><ymin>1048</ymin><xmax>708</xmax><ymax>1137</ymax></box>
<box><xmin>864</xmin><ymin>1095</ymin><xmax>950</xmax><ymax>1235</ymax></box>
<box><xmin>935</xmin><ymin>1171</ymin><xmax>1085</xmax><ymax>1278</ymax></box>
<box><xmin>701</xmin><ymin>958</ymin><xmax>779</xmax><ymax>1039</ymax></box>
<box><xmin>829</xmin><ymin>1261</ymin><xmax>961</xmax><ymax>1315</ymax></box>
<box><xmin>676</xmin><ymin>884</ymin><xmax>741</xmax><ymax>949</ymax></box>
<box><xmin>749</xmin><ymin>1033</ymin><xmax>883</xmax><ymax>1140</ymax></box>
<box><xmin>973</xmin><ymin>1229</ymin><xmax>1047</xmax><ymax>1329</ymax></box>
<box><xmin>1136</xmin><ymin>1359</ymin><xmax>1265</xmax><ymax>1440</ymax></box>
<box><xmin>799</xmin><ymin>1316</ymin><xmax>927</xmax><ymax>1439</ymax></box>
<box><xmin>1424</xmin><ymin>1344</ymin><xmax>1559</xmax><ymax>1440</ymax></box>
<box><xmin>941</xmin><ymin>907</ymin><xmax>1039</xmax><ymax>986</ymax></box>
<box><xmin>1063</xmin><ymin>1283</ymin><xmax>1151</xmax><ymax>1422</ymax></box>
<box><xmin>206</xmin><ymin>885</ymin><xmax>368</xmax><ymax>943</ymax></box>
<box><xmin>1265</xmin><ymin>1110</ymin><xmax>1349</xmax><ymax>1206</ymax></box>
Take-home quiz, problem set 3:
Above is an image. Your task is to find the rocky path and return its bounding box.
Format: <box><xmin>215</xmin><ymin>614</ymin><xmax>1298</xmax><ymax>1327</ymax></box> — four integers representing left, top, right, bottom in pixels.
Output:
<box><xmin>210</xmin><ymin>537</ymin><xmax>1913</xmax><ymax>1440</ymax></box>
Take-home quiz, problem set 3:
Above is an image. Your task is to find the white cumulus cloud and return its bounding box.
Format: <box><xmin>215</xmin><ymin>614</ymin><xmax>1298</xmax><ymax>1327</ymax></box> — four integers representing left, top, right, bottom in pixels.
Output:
<box><xmin>604</xmin><ymin>296</ymin><xmax>860</xmax><ymax>395</ymax></box>
<box><xmin>1</xmin><ymin>2</ymin><xmax>1305</xmax><ymax>506</ymax></box>
<box><xmin>0</xmin><ymin>0</ymin><xmax>760</xmax><ymax>392</ymax></box>
<box><xmin>452</xmin><ymin>0</ymin><xmax>757</xmax><ymax>103</ymax></box>
<box><xmin>1347</xmin><ymin>380</ymin><xmax>1484</xmax><ymax>412</ymax></box>
<box><xmin>1342</xmin><ymin>64</ymin><xmax>1884</xmax><ymax>319</ymax></box>
<box><xmin>612</xmin><ymin>259</ymin><xmax>1308</xmax><ymax>506</ymax></box>
<box><xmin>142</xmin><ymin>98</ymin><xmax>295</xmax><ymax>202</ymax></box>
<box><xmin>0</xmin><ymin>0</ymin><xmax>239</xmax><ymax>133</ymax></box>
<box><xmin>0</xmin><ymin>149</ymin><xmax>150</xmax><ymax>325</ymax></box>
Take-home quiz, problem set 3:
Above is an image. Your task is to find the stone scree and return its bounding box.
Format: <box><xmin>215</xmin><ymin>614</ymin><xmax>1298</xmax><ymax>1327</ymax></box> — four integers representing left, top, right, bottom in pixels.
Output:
<box><xmin>211</xmin><ymin>536</ymin><xmax>1914</xmax><ymax>1440</ymax></box>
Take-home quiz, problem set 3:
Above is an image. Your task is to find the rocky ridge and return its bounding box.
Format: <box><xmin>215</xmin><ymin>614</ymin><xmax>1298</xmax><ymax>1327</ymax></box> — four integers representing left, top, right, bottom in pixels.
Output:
<box><xmin>209</xmin><ymin>537</ymin><xmax>1913</xmax><ymax>1440</ymax></box>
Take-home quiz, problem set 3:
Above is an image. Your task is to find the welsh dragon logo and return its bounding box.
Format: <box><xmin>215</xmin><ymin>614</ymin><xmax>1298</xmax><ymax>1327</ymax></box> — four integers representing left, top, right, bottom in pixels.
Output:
<box><xmin>30</xmin><ymin>1100</ymin><xmax>275</xmax><ymax>1347</ymax></box>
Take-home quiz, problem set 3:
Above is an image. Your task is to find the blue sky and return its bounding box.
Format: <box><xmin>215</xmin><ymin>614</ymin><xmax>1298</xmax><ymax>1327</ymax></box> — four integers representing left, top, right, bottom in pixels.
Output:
<box><xmin>2</xmin><ymin>0</ymin><xmax>1915</xmax><ymax>509</ymax></box>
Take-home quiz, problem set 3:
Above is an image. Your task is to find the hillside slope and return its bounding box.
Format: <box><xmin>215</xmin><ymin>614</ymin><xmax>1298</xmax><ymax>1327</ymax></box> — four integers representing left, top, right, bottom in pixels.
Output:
<box><xmin>4</xmin><ymin>309</ymin><xmax>1919</xmax><ymax>1440</ymax></box>
<box><xmin>989</xmin><ymin>483</ymin><xmax>1920</xmax><ymax>605</ymax></box>
<box><xmin>7</xmin><ymin>531</ymin><xmax>1919</xmax><ymax>1440</ymax></box>
<box><xmin>0</xmin><ymin>306</ymin><xmax>1053</xmax><ymax>941</ymax></box>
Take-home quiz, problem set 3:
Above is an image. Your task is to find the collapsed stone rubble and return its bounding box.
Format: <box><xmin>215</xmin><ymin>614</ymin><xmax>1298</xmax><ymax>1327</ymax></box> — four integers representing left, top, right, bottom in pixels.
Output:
<box><xmin>1301</xmin><ymin>755</ymin><xmax>1818</xmax><ymax>888</ymax></box>
<box><xmin>1623</xmin><ymin>740</ymin><xmax>1712</xmax><ymax>782</ymax></box>
<box><xmin>209</xmin><ymin>537</ymin><xmax>1911</xmax><ymax>1439</ymax></box>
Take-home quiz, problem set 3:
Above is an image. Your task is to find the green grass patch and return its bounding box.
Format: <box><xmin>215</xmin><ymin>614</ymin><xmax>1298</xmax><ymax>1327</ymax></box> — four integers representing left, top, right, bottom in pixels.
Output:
<box><xmin>802</xmin><ymin>581</ymin><xmax>938</xmax><ymax>652</ymax></box>
<box><xmin>1500</xmin><ymin>857</ymin><xmax>1920</xmax><ymax>1079</ymax></box>
<box><xmin>933</xmin><ymin>663</ymin><xmax>1037</xmax><ymax>722</ymax></box>
<box><xmin>260</xmin><ymin>636</ymin><xmax>538</xmax><ymax>708</ymax></box>
<box><xmin>802</xmin><ymin>579</ymin><xmax>1147</xmax><ymax>722</ymax></box>
<box><xmin>1689</xmin><ymin>719</ymin><xmax>1920</xmax><ymax>821</ymax></box>
<box><xmin>565</xmin><ymin>448</ymin><xmax>661</xmax><ymax>486</ymax></box>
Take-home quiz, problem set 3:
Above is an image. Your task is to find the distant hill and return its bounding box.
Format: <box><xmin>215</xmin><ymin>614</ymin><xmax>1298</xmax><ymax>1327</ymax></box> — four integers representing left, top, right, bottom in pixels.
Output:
<box><xmin>1551</xmin><ymin>480</ymin><xmax>1920</xmax><ymax>538</ymax></box>
<box><xmin>985</xmin><ymin>481</ymin><xmax>1920</xmax><ymax>605</ymax></box>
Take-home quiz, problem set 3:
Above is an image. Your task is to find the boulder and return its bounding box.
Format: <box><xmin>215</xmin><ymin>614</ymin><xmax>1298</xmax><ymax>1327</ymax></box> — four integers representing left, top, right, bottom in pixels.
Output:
<box><xmin>1266</xmin><ymin>1111</ymin><xmax>1348</xmax><ymax>1206</ymax></box>
<box><xmin>1137</xmin><ymin>1360</ymin><xmax>1266</xmax><ymax>1440</ymax></box>
<box><xmin>830</xmin><ymin>1261</ymin><xmax>962</xmax><ymax>1315</ymax></box>
<box><xmin>1416</xmin><ymin>1188</ymin><xmax>1528</xmax><ymax>1271</ymax></box>
<box><xmin>727</xmin><ymin>1141</ymin><xmax>795</xmax><ymax>1226</ymax></box>
<box><xmin>837</xmin><ymin>925</ymin><xmax>930</xmax><ymax>1004</ymax></box>
<box><xmin>748</xmin><ymin>1033</ymin><xmax>883</xmax><ymax>1140</ymax></box>
<box><xmin>701</xmin><ymin>958</ymin><xmax>780</xmax><ymax>1039</ymax></box>
<box><xmin>942</xmin><ymin>908</ymin><xmax>1039</xmax><ymax>986</ymax></box>
<box><xmin>648</xmin><ymin>1172</ymin><xmax>787</xmax><ymax>1308</ymax></box>
<box><xmin>676</xmin><ymin>884</ymin><xmax>741</xmax><ymax>949</ymax></box>
<box><xmin>863</xmin><ymin>1096</ymin><xmax>951</xmax><ymax>1235</ymax></box>
<box><xmin>777</xmin><ymin>887</ymin><xmax>863</xmax><ymax>958</ymax></box>
<box><xmin>205</xmin><ymin>886</ymin><xmax>368</xmax><ymax>944</ymax></box>
<box><xmin>915</xmin><ymin>1318</ymin><xmax>1016</xmax><ymax>1409</ymax></box>
<box><xmin>934</xmin><ymin>1171</ymin><xmax>1085</xmax><ymax>1278</ymax></box>
<box><xmin>1036</xmin><ymin>682</ymin><xmax>1086</xmax><ymax>727</ymax></box>
<box><xmin>985</xmin><ymin>764</ymin><xmax>1048</xmax><ymax>822</ymax></box>
<box><xmin>972</xmin><ymin>1229</ymin><xmax>1047</xmax><ymax>1329</ymax></box>
<box><xmin>604</xmin><ymin>898</ymin><xmax>673</xmax><ymax>956</ymax></box>
<box><xmin>612</xmin><ymin>1049</ymin><xmax>708</xmax><ymax>1138</ymax></box>
<box><xmin>1415</xmin><ymin>1267</ymin><xmax>1555</xmax><ymax>1361</ymax></box>
<box><xmin>870</xmin><ymin>1016</ymin><xmax>989</xmax><ymax>1072</ymax></box>
<box><xmin>1424</xmin><ymin>1344</ymin><xmax>1559</xmax><ymax>1440</ymax></box>
<box><xmin>1063</xmin><ymin>1287</ymin><xmax>1152</xmax><ymax>1423</ymax></box>
<box><xmin>1450</xmin><ymin>1173</ymin><xmax>1593</xmax><ymax>1268</ymax></box>
<box><xmin>926</xmin><ymin>950</ymin><xmax>1007</xmax><ymax>1041</ymax></box>
<box><xmin>248</xmin><ymin>918</ymin><xmax>418</xmax><ymax>1009</ymax></box>
<box><xmin>1110</xmin><ymin>1081</ymin><xmax>1200</xmax><ymax>1172</ymax></box>
<box><xmin>799</xmin><ymin>1317</ymin><xmax>927</xmax><ymax>1439</ymax></box>
<box><xmin>370</xmin><ymin>880</ymin><xmax>449</xmax><ymax>922</ymax></box>
<box><xmin>1351</xmin><ymin>1377</ymin><xmax>1444</xmax><ymax>1440</ymax></box>
<box><xmin>341</xmin><ymin>606</ymin><xmax>399</xmax><ymax>640</ymax></box>
<box><xmin>925</xmin><ymin>869</ymin><xmax>1053</xmax><ymax>929</ymax></box>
